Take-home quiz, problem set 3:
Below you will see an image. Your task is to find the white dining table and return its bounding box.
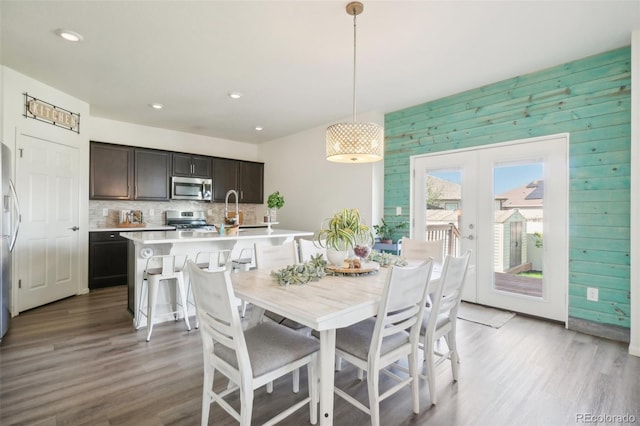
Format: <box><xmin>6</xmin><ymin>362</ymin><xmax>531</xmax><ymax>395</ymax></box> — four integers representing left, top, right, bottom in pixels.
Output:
<box><xmin>231</xmin><ymin>261</ymin><xmax>440</xmax><ymax>426</ymax></box>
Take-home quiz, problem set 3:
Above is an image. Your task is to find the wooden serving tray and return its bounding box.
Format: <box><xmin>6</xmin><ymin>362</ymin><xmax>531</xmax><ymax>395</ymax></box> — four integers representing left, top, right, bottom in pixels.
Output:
<box><xmin>326</xmin><ymin>262</ymin><xmax>380</xmax><ymax>274</ymax></box>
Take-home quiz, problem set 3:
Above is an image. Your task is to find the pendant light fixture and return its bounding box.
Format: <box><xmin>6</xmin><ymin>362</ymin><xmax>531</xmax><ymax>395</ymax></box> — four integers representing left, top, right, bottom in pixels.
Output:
<box><xmin>326</xmin><ymin>1</ymin><xmax>383</xmax><ymax>163</ymax></box>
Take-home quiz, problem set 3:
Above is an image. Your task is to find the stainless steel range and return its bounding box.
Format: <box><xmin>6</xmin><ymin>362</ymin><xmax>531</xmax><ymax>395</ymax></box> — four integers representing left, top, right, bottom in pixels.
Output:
<box><xmin>166</xmin><ymin>210</ymin><xmax>216</xmax><ymax>231</ymax></box>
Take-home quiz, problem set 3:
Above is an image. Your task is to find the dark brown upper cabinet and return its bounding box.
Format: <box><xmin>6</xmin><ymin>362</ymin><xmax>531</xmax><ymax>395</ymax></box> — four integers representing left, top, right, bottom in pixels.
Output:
<box><xmin>172</xmin><ymin>153</ymin><xmax>212</xmax><ymax>178</ymax></box>
<box><xmin>239</xmin><ymin>161</ymin><xmax>264</xmax><ymax>204</ymax></box>
<box><xmin>212</xmin><ymin>158</ymin><xmax>263</xmax><ymax>204</ymax></box>
<box><xmin>134</xmin><ymin>148</ymin><xmax>170</xmax><ymax>201</ymax></box>
<box><xmin>90</xmin><ymin>142</ymin><xmax>134</xmax><ymax>200</ymax></box>
<box><xmin>90</xmin><ymin>142</ymin><xmax>170</xmax><ymax>201</ymax></box>
<box><xmin>90</xmin><ymin>141</ymin><xmax>261</xmax><ymax>203</ymax></box>
<box><xmin>212</xmin><ymin>158</ymin><xmax>237</xmax><ymax>202</ymax></box>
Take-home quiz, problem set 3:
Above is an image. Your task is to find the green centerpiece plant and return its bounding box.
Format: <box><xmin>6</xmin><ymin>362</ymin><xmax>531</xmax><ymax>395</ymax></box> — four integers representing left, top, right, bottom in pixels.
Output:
<box><xmin>316</xmin><ymin>208</ymin><xmax>374</xmax><ymax>265</ymax></box>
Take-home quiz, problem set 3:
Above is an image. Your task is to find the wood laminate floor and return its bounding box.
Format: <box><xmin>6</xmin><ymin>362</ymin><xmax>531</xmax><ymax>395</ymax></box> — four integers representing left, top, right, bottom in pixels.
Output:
<box><xmin>1</xmin><ymin>286</ymin><xmax>638</xmax><ymax>426</ymax></box>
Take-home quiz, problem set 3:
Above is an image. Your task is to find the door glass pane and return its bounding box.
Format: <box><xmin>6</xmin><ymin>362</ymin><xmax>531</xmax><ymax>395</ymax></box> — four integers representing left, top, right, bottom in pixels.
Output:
<box><xmin>426</xmin><ymin>169</ymin><xmax>462</xmax><ymax>258</ymax></box>
<box><xmin>493</xmin><ymin>162</ymin><xmax>544</xmax><ymax>298</ymax></box>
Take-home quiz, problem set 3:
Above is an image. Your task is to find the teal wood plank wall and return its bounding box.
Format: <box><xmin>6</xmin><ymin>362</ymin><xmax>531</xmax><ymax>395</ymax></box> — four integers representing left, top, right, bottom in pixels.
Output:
<box><xmin>384</xmin><ymin>47</ymin><xmax>631</xmax><ymax>329</ymax></box>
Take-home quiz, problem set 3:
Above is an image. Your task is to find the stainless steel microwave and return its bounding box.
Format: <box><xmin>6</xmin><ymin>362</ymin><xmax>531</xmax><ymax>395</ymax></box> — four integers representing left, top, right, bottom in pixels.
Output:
<box><xmin>171</xmin><ymin>176</ymin><xmax>212</xmax><ymax>201</ymax></box>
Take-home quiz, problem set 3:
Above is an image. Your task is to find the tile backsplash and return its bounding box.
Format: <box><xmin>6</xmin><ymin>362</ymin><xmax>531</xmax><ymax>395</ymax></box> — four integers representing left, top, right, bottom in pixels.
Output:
<box><xmin>89</xmin><ymin>200</ymin><xmax>260</xmax><ymax>229</ymax></box>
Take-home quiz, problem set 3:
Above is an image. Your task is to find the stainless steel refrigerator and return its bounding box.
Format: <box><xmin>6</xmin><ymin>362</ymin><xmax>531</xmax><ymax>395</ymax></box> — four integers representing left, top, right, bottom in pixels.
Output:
<box><xmin>1</xmin><ymin>143</ymin><xmax>20</xmax><ymax>342</ymax></box>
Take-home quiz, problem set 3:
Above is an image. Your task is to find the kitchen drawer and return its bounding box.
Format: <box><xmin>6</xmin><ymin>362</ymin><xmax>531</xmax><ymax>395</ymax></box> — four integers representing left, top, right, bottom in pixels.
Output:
<box><xmin>90</xmin><ymin>231</ymin><xmax>127</xmax><ymax>242</ymax></box>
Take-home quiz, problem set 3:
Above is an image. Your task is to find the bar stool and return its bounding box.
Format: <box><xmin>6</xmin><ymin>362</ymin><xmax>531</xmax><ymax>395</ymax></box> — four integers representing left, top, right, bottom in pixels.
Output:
<box><xmin>187</xmin><ymin>250</ymin><xmax>232</xmax><ymax>328</ymax></box>
<box><xmin>231</xmin><ymin>247</ymin><xmax>254</xmax><ymax>272</ymax></box>
<box><xmin>136</xmin><ymin>254</ymin><xmax>191</xmax><ymax>342</ymax></box>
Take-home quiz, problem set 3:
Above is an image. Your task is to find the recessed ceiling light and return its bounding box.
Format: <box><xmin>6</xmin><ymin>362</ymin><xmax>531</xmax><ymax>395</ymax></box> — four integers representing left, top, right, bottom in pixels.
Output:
<box><xmin>149</xmin><ymin>103</ymin><xmax>164</xmax><ymax>109</ymax></box>
<box><xmin>228</xmin><ymin>92</ymin><xmax>243</xmax><ymax>99</ymax></box>
<box><xmin>255</xmin><ymin>126</ymin><xmax>264</xmax><ymax>131</ymax></box>
<box><xmin>55</xmin><ymin>29</ymin><xmax>83</xmax><ymax>42</ymax></box>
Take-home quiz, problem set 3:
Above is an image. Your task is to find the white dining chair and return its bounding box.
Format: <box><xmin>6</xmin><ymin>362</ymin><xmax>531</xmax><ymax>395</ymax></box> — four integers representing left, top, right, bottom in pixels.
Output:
<box><xmin>187</xmin><ymin>249</ymin><xmax>232</xmax><ymax>329</ymax></box>
<box><xmin>254</xmin><ymin>240</ymin><xmax>300</xmax><ymax>269</ymax></box>
<box><xmin>187</xmin><ymin>261</ymin><xmax>319</xmax><ymax>426</ymax></box>
<box><xmin>330</xmin><ymin>260</ymin><xmax>434</xmax><ymax>426</ymax></box>
<box><xmin>136</xmin><ymin>254</ymin><xmax>191</xmax><ymax>342</ymax></box>
<box><xmin>298</xmin><ymin>238</ymin><xmax>327</xmax><ymax>262</ymax></box>
<box><xmin>254</xmin><ymin>240</ymin><xmax>307</xmax><ymax>330</ymax></box>
<box><xmin>400</xmin><ymin>237</ymin><xmax>445</xmax><ymax>263</ymax></box>
<box><xmin>419</xmin><ymin>249</ymin><xmax>471</xmax><ymax>405</ymax></box>
<box><xmin>253</xmin><ymin>240</ymin><xmax>309</xmax><ymax>393</ymax></box>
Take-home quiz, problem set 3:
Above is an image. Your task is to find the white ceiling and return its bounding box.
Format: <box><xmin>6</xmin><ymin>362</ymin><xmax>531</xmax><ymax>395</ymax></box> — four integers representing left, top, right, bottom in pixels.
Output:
<box><xmin>1</xmin><ymin>1</ymin><xmax>639</xmax><ymax>144</ymax></box>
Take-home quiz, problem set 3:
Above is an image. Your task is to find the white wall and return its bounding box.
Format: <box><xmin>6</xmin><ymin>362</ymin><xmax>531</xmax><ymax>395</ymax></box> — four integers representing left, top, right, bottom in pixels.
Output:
<box><xmin>258</xmin><ymin>111</ymin><xmax>385</xmax><ymax>235</ymax></box>
<box><xmin>89</xmin><ymin>117</ymin><xmax>258</xmax><ymax>161</ymax></box>
<box><xmin>2</xmin><ymin>66</ymin><xmax>91</xmax><ymax>310</ymax></box>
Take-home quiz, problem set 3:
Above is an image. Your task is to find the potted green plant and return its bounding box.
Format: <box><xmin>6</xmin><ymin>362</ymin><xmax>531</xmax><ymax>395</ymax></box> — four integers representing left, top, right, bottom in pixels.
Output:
<box><xmin>316</xmin><ymin>208</ymin><xmax>373</xmax><ymax>265</ymax></box>
<box><xmin>266</xmin><ymin>191</ymin><xmax>285</xmax><ymax>222</ymax></box>
<box><xmin>373</xmin><ymin>218</ymin><xmax>407</xmax><ymax>244</ymax></box>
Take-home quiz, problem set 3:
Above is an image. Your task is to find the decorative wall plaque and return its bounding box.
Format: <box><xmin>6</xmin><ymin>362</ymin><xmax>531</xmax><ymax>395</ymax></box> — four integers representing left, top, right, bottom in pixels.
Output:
<box><xmin>23</xmin><ymin>93</ymin><xmax>80</xmax><ymax>133</ymax></box>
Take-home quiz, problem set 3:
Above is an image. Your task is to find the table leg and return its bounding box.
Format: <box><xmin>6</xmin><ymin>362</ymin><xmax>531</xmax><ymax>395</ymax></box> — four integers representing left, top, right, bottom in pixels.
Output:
<box><xmin>247</xmin><ymin>305</ymin><xmax>265</xmax><ymax>328</ymax></box>
<box><xmin>318</xmin><ymin>329</ymin><xmax>336</xmax><ymax>426</ymax></box>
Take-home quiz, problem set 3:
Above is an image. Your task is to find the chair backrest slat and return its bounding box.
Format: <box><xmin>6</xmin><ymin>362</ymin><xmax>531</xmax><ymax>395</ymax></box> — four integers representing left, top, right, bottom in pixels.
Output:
<box><xmin>383</xmin><ymin>305</ymin><xmax>421</xmax><ymax>335</ymax></box>
<box><xmin>199</xmin><ymin>318</ymin><xmax>235</xmax><ymax>349</ymax></box>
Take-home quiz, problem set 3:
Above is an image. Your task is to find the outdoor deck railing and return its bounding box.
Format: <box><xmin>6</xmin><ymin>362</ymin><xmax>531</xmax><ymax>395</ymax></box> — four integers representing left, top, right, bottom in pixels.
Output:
<box><xmin>426</xmin><ymin>223</ymin><xmax>461</xmax><ymax>258</ymax></box>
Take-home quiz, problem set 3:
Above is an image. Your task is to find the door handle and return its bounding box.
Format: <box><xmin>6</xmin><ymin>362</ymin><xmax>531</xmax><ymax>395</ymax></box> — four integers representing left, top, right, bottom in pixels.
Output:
<box><xmin>463</xmin><ymin>234</ymin><xmax>474</xmax><ymax>240</ymax></box>
<box><xmin>69</xmin><ymin>226</ymin><xmax>80</xmax><ymax>231</ymax></box>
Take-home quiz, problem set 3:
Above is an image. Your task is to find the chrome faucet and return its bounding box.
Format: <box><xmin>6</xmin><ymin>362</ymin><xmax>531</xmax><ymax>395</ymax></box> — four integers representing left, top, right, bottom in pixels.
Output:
<box><xmin>224</xmin><ymin>189</ymin><xmax>239</xmax><ymax>223</ymax></box>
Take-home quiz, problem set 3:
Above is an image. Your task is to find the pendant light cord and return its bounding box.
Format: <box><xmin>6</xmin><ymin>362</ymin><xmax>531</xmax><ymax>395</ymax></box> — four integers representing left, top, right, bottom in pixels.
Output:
<box><xmin>352</xmin><ymin>9</ymin><xmax>357</xmax><ymax>123</ymax></box>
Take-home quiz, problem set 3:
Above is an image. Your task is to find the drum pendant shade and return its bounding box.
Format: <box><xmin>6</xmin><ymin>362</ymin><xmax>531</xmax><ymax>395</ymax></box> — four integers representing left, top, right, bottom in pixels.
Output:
<box><xmin>326</xmin><ymin>2</ymin><xmax>383</xmax><ymax>164</ymax></box>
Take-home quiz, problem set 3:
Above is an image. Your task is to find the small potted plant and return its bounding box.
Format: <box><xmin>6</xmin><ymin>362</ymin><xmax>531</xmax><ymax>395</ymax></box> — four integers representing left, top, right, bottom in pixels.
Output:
<box><xmin>373</xmin><ymin>218</ymin><xmax>407</xmax><ymax>244</ymax></box>
<box><xmin>316</xmin><ymin>208</ymin><xmax>373</xmax><ymax>265</ymax></box>
<box><xmin>266</xmin><ymin>191</ymin><xmax>285</xmax><ymax>222</ymax></box>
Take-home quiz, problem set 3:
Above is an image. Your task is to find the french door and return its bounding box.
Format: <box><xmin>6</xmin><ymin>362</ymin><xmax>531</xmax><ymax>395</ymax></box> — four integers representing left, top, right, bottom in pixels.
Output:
<box><xmin>411</xmin><ymin>135</ymin><xmax>568</xmax><ymax>322</ymax></box>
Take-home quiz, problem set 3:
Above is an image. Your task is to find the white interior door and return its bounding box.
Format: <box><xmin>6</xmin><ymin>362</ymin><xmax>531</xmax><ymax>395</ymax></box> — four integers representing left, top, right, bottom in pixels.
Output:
<box><xmin>412</xmin><ymin>135</ymin><xmax>568</xmax><ymax>322</ymax></box>
<box><xmin>16</xmin><ymin>133</ymin><xmax>80</xmax><ymax>312</ymax></box>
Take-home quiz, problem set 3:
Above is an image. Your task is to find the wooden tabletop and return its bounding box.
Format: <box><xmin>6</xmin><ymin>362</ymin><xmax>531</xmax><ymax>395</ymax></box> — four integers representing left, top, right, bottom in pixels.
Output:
<box><xmin>231</xmin><ymin>266</ymin><xmax>390</xmax><ymax>331</ymax></box>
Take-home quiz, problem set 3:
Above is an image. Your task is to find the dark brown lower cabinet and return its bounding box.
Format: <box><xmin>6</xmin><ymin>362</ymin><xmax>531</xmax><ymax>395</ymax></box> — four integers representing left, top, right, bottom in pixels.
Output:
<box><xmin>89</xmin><ymin>231</ymin><xmax>128</xmax><ymax>290</ymax></box>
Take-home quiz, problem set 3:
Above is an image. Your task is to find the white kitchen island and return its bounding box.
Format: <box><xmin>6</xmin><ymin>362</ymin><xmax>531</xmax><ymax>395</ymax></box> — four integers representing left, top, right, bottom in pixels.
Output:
<box><xmin>121</xmin><ymin>228</ymin><xmax>314</xmax><ymax>329</ymax></box>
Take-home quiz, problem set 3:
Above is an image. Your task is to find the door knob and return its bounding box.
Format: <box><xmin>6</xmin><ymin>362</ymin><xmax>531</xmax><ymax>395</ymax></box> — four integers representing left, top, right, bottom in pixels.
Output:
<box><xmin>69</xmin><ymin>226</ymin><xmax>79</xmax><ymax>231</ymax></box>
<box><xmin>463</xmin><ymin>234</ymin><xmax>474</xmax><ymax>240</ymax></box>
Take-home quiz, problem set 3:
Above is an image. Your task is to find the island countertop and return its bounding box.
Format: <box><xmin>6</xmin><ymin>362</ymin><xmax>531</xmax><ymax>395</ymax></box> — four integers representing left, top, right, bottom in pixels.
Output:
<box><xmin>120</xmin><ymin>228</ymin><xmax>314</xmax><ymax>244</ymax></box>
<box><xmin>90</xmin><ymin>225</ymin><xmax>175</xmax><ymax>232</ymax></box>
<box><xmin>125</xmin><ymin>227</ymin><xmax>315</xmax><ymax>329</ymax></box>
